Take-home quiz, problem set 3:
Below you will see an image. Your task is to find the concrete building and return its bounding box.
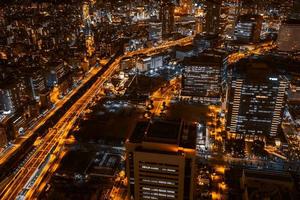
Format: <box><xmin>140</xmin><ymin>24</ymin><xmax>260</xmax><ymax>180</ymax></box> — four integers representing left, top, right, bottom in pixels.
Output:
<box><xmin>204</xmin><ymin>0</ymin><xmax>221</xmax><ymax>34</ymax></box>
<box><xmin>120</xmin><ymin>57</ymin><xmax>134</xmax><ymax>70</ymax></box>
<box><xmin>175</xmin><ymin>45</ymin><xmax>194</xmax><ymax>60</ymax></box>
<box><xmin>151</xmin><ymin>53</ymin><xmax>164</xmax><ymax>70</ymax></box>
<box><xmin>136</xmin><ymin>54</ymin><xmax>164</xmax><ymax>73</ymax></box>
<box><xmin>181</xmin><ymin>53</ymin><xmax>225</xmax><ymax>103</ymax></box>
<box><xmin>160</xmin><ymin>1</ymin><xmax>175</xmax><ymax>37</ymax></box>
<box><xmin>226</xmin><ymin>58</ymin><xmax>289</xmax><ymax>141</ymax></box>
<box><xmin>136</xmin><ymin>56</ymin><xmax>152</xmax><ymax>73</ymax></box>
<box><xmin>149</xmin><ymin>21</ymin><xmax>163</xmax><ymax>43</ymax></box>
<box><xmin>193</xmin><ymin>33</ymin><xmax>221</xmax><ymax>53</ymax></box>
<box><xmin>0</xmin><ymin>79</ymin><xmax>26</xmax><ymax>113</ymax></box>
<box><xmin>234</xmin><ymin>14</ymin><xmax>263</xmax><ymax>43</ymax></box>
<box><xmin>125</xmin><ymin>119</ymin><xmax>197</xmax><ymax>200</ymax></box>
<box><xmin>47</xmin><ymin>60</ymin><xmax>69</xmax><ymax>87</ymax></box>
<box><xmin>21</xmin><ymin>68</ymin><xmax>46</xmax><ymax>101</ymax></box>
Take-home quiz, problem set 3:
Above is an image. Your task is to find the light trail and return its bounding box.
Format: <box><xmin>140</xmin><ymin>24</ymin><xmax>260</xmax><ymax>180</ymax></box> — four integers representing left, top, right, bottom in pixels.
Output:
<box><xmin>0</xmin><ymin>36</ymin><xmax>194</xmax><ymax>200</ymax></box>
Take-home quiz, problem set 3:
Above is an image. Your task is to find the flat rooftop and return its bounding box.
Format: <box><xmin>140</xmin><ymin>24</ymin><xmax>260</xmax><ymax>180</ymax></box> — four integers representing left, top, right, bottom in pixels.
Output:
<box><xmin>175</xmin><ymin>44</ymin><xmax>194</xmax><ymax>52</ymax></box>
<box><xmin>129</xmin><ymin>119</ymin><xmax>196</xmax><ymax>149</ymax></box>
<box><xmin>183</xmin><ymin>55</ymin><xmax>223</xmax><ymax>66</ymax></box>
<box><xmin>145</xmin><ymin>120</ymin><xmax>181</xmax><ymax>144</ymax></box>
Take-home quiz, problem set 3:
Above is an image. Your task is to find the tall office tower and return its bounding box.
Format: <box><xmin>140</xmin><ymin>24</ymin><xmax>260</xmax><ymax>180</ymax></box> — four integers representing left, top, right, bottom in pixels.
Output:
<box><xmin>222</xmin><ymin>0</ymin><xmax>240</xmax><ymax>38</ymax></box>
<box><xmin>204</xmin><ymin>0</ymin><xmax>221</xmax><ymax>34</ymax></box>
<box><xmin>181</xmin><ymin>52</ymin><xmax>225</xmax><ymax>103</ymax></box>
<box><xmin>0</xmin><ymin>78</ymin><xmax>26</xmax><ymax>113</ymax></box>
<box><xmin>226</xmin><ymin>58</ymin><xmax>288</xmax><ymax>141</ymax></box>
<box><xmin>21</xmin><ymin>68</ymin><xmax>46</xmax><ymax>101</ymax></box>
<box><xmin>0</xmin><ymin>122</ymin><xmax>8</xmax><ymax>148</ymax></box>
<box><xmin>149</xmin><ymin>21</ymin><xmax>163</xmax><ymax>42</ymax></box>
<box><xmin>193</xmin><ymin>33</ymin><xmax>221</xmax><ymax>53</ymax></box>
<box><xmin>160</xmin><ymin>0</ymin><xmax>175</xmax><ymax>37</ymax></box>
<box><xmin>195</xmin><ymin>18</ymin><xmax>203</xmax><ymax>34</ymax></box>
<box><xmin>125</xmin><ymin>119</ymin><xmax>196</xmax><ymax>200</ymax></box>
<box><xmin>234</xmin><ymin>14</ymin><xmax>263</xmax><ymax>43</ymax></box>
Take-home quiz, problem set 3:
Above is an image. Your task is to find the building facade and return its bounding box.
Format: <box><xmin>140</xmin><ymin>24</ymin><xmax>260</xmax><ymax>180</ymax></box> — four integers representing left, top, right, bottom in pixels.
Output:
<box><xmin>181</xmin><ymin>53</ymin><xmax>225</xmax><ymax>103</ymax></box>
<box><xmin>234</xmin><ymin>14</ymin><xmax>263</xmax><ymax>43</ymax></box>
<box><xmin>226</xmin><ymin>59</ymin><xmax>288</xmax><ymax>141</ymax></box>
<box><xmin>125</xmin><ymin>120</ymin><xmax>196</xmax><ymax>200</ymax></box>
<box><xmin>204</xmin><ymin>0</ymin><xmax>221</xmax><ymax>34</ymax></box>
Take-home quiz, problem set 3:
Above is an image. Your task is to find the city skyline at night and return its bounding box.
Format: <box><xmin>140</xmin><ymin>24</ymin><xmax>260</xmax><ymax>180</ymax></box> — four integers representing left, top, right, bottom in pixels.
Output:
<box><xmin>0</xmin><ymin>0</ymin><xmax>300</xmax><ymax>200</ymax></box>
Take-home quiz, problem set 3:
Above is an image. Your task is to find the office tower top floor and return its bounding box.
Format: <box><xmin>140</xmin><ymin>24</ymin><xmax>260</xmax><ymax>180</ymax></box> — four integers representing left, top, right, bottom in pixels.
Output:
<box><xmin>125</xmin><ymin>119</ymin><xmax>197</xmax><ymax>200</ymax></box>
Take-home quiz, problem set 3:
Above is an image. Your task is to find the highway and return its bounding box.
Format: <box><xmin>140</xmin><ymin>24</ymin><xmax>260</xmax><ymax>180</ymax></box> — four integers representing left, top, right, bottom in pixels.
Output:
<box><xmin>0</xmin><ymin>36</ymin><xmax>194</xmax><ymax>200</ymax></box>
<box><xmin>0</xmin><ymin>35</ymin><xmax>193</xmax><ymax>168</ymax></box>
<box><xmin>0</xmin><ymin>66</ymin><xmax>102</xmax><ymax>167</ymax></box>
<box><xmin>0</xmin><ymin>56</ymin><xmax>121</xmax><ymax>200</ymax></box>
<box><xmin>227</xmin><ymin>41</ymin><xmax>276</xmax><ymax>64</ymax></box>
<box><xmin>149</xmin><ymin>77</ymin><xmax>180</xmax><ymax>117</ymax></box>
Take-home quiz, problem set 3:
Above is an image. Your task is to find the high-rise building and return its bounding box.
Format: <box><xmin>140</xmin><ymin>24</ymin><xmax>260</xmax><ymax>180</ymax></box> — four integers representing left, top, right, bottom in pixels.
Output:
<box><xmin>47</xmin><ymin>61</ymin><xmax>69</xmax><ymax>87</ymax></box>
<box><xmin>234</xmin><ymin>14</ymin><xmax>263</xmax><ymax>43</ymax></box>
<box><xmin>21</xmin><ymin>68</ymin><xmax>46</xmax><ymax>101</ymax></box>
<box><xmin>290</xmin><ymin>0</ymin><xmax>300</xmax><ymax>19</ymax></box>
<box><xmin>160</xmin><ymin>1</ymin><xmax>175</xmax><ymax>37</ymax></box>
<box><xmin>181</xmin><ymin>53</ymin><xmax>225</xmax><ymax>103</ymax></box>
<box><xmin>0</xmin><ymin>79</ymin><xmax>26</xmax><ymax>113</ymax></box>
<box><xmin>193</xmin><ymin>33</ymin><xmax>221</xmax><ymax>53</ymax></box>
<box><xmin>125</xmin><ymin>119</ymin><xmax>196</xmax><ymax>200</ymax></box>
<box><xmin>204</xmin><ymin>0</ymin><xmax>221</xmax><ymax>34</ymax></box>
<box><xmin>226</xmin><ymin>58</ymin><xmax>288</xmax><ymax>141</ymax></box>
<box><xmin>149</xmin><ymin>21</ymin><xmax>163</xmax><ymax>42</ymax></box>
<box><xmin>223</xmin><ymin>1</ymin><xmax>240</xmax><ymax>39</ymax></box>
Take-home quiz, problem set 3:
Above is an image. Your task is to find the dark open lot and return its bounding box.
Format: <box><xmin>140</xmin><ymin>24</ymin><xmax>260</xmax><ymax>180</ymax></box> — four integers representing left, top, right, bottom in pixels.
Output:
<box><xmin>73</xmin><ymin>99</ymin><xmax>144</xmax><ymax>143</ymax></box>
<box><xmin>167</xmin><ymin>102</ymin><xmax>209</xmax><ymax>122</ymax></box>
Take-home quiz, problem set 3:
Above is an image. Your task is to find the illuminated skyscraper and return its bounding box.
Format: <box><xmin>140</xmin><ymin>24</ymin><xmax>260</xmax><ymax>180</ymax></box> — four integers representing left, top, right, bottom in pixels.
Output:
<box><xmin>149</xmin><ymin>21</ymin><xmax>163</xmax><ymax>42</ymax></box>
<box><xmin>126</xmin><ymin>120</ymin><xmax>196</xmax><ymax>200</ymax></box>
<box><xmin>204</xmin><ymin>1</ymin><xmax>221</xmax><ymax>33</ymax></box>
<box><xmin>181</xmin><ymin>53</ymin><xmax>225</xmax><ymax>103</ymax></box>
<box><xmin>226</xmin><ymin>59</ymin><xmax>288</xmax><ymax>141</ymax></box>
<box><xmin>234</xmin><ymin>14</ymin><xmax>263</xmax><ymax>43</ymax></box>
<box><xmin>160</xmin><ymin>0</ymin><xmax>175</xmax><ymax>37</ymax></box>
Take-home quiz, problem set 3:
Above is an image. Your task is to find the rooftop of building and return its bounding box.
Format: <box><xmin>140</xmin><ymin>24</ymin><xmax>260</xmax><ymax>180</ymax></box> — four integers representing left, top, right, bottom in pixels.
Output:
<box><xmin>232</xmin><ymin>56</ymin><xmax>285</xmax><ymax>82</ymax></box>
<box><xmin>237</xmin><ymin>14</ymin><xmax>263</xmax><ymax>22</ymax></box>
<box><xmin>202</xmin><ymin>49</ymin><xmax>228</xmax><ymax>58</ymax></box>
<box><xmin>194</xmin><ymin>33</ymin><xmax>220</xmax><ymax>41</ymax></box>
<box><xmin>145</xmin><ymin>120</ymin><xmax>181</xmax><ymax>142</ymax></box>
<box><xmin>175</xmin><ymin>44</ymin><xmax>194</xmax><ymax>52</ymax></box>
<box><xmin>183</xmin><ymin>54</ymin><xmax>223</xmax><ymax>66</ymax></box>
<box><xmin>128</xmin><ymin>119</ymin><xmax>196</xmax><ymax>149</ymax></box>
